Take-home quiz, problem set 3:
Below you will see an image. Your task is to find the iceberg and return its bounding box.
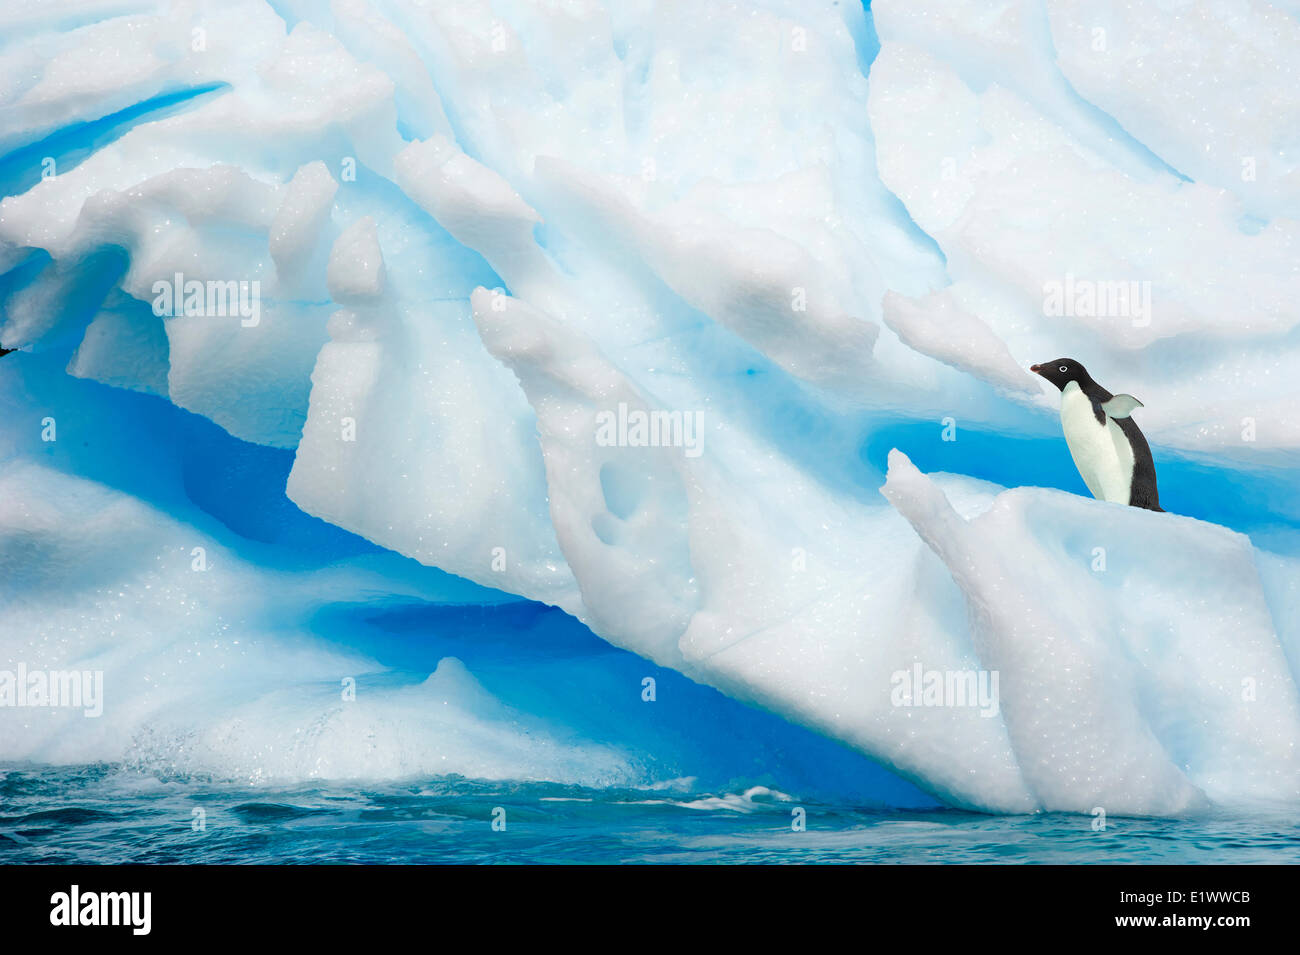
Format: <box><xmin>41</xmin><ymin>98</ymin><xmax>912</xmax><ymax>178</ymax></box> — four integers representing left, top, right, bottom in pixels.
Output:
<box><xmin>1</xmin><ymin>0</ymin><xmax>1298</xmax><ymax>816</ymax></box>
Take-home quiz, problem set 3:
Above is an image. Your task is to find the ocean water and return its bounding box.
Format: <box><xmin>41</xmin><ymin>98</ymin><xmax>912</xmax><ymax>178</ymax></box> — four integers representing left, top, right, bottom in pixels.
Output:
<box><xmin>3</xmin><ymin>765</ymin><xmax>1299</xmax><ymax>864</ymax></box>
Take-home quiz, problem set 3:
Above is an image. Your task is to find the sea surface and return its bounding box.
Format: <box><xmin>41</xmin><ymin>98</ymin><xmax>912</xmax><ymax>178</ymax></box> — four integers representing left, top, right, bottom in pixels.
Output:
<box><xmin>3</xmin><ymin>764</ymin><xmax>1298</xmax><ymax>864</ymax></box>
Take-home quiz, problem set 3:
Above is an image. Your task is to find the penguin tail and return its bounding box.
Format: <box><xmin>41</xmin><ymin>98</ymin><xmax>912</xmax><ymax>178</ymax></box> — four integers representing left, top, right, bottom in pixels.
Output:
<box><xmin>1130</xmin><ymin>500</ymin><xmax>1164</xmax><ymax>513</ymax></box>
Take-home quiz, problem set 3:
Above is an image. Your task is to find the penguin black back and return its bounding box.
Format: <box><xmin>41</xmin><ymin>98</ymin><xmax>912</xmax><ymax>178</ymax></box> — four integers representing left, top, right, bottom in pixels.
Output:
<box><xmin>1113</xmin><ymin>416</ymin><xmax>1161</xmax><ymax>511</ymax></box>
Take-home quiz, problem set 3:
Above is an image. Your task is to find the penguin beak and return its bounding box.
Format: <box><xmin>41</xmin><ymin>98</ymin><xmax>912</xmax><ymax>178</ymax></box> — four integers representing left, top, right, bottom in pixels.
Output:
<box><xmin>1030</xmin><ymin>364</ymin><xmax>1043</xmax><ymax>375</ymax></box>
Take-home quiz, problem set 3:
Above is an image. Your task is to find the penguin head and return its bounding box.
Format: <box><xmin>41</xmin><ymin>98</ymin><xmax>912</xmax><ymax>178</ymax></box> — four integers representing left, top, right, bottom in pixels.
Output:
<box><xmin>1030</xmin><ymin>358</ymin><xmax>1090</xmax><ymax>392</ymax></box>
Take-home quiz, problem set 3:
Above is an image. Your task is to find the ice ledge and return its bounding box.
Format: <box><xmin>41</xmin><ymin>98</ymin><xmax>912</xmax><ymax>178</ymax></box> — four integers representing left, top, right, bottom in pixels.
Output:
<box><xmin>883</xmin><ymin>449</ymin><xmax>1300</xmax><ymax>815</ymax></box>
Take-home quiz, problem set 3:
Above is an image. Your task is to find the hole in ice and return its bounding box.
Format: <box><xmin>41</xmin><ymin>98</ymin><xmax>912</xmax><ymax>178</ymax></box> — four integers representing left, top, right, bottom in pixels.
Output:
<box><xmin>599</xmin><ymin>461</ymin><xmax>648</xmax><ymax>520</ymax></box>
<box><xmin>1238</xmin><ymin>213</ymin><xmax>1267</xmax><ymax>235</ymax></box>
<box><xmin>591</xmin><ymin>511</ymin><xmax>621</xmax><ymax>546</ymax></box>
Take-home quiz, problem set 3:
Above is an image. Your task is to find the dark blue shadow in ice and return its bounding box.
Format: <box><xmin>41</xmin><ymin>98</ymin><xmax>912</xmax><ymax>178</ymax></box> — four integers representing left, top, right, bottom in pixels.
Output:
<box><xmin>309</xmin><ymin>598</ymin><xmax>942</xmax><ymax>808</ymax></box>
<box><xmin>1</xmin><ymin>349</ymin><xmax>378</xmax><ymax>566</ymax></box>
<box><xmin>0</xmin><ymin>84</ymin><xmax>229</xmax><ymax>200</ymax></box>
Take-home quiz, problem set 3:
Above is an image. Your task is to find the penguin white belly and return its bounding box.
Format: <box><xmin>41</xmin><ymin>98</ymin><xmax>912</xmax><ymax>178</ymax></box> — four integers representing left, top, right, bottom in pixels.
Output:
<box><xmin>1059</xmin><ymin>381</ymin><xmax>1134</xmax><ymax>504</ymax></box>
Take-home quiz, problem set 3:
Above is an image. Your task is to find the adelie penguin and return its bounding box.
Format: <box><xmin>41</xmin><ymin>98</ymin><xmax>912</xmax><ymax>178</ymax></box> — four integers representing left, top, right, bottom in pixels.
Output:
<box><xmin>1031</xmin><ymin>358</ymin><xmax>1163</xmax><ymax>512</ymax></box>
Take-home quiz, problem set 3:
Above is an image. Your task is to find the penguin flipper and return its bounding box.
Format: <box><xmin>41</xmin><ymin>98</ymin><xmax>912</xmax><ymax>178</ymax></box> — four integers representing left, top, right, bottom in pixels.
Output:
<box><xmin>1101</xmin><ymin>394</ymin><xmax>1144</xmax><ymax>419</ymax></box>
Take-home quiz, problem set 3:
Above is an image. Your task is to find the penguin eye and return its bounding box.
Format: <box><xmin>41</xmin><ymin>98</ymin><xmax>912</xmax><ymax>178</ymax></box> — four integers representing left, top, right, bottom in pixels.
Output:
<box><xmin>1058</xmin><ymin>365</ymin><xmax>1068</xmax><ymax>373</ymax></box>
